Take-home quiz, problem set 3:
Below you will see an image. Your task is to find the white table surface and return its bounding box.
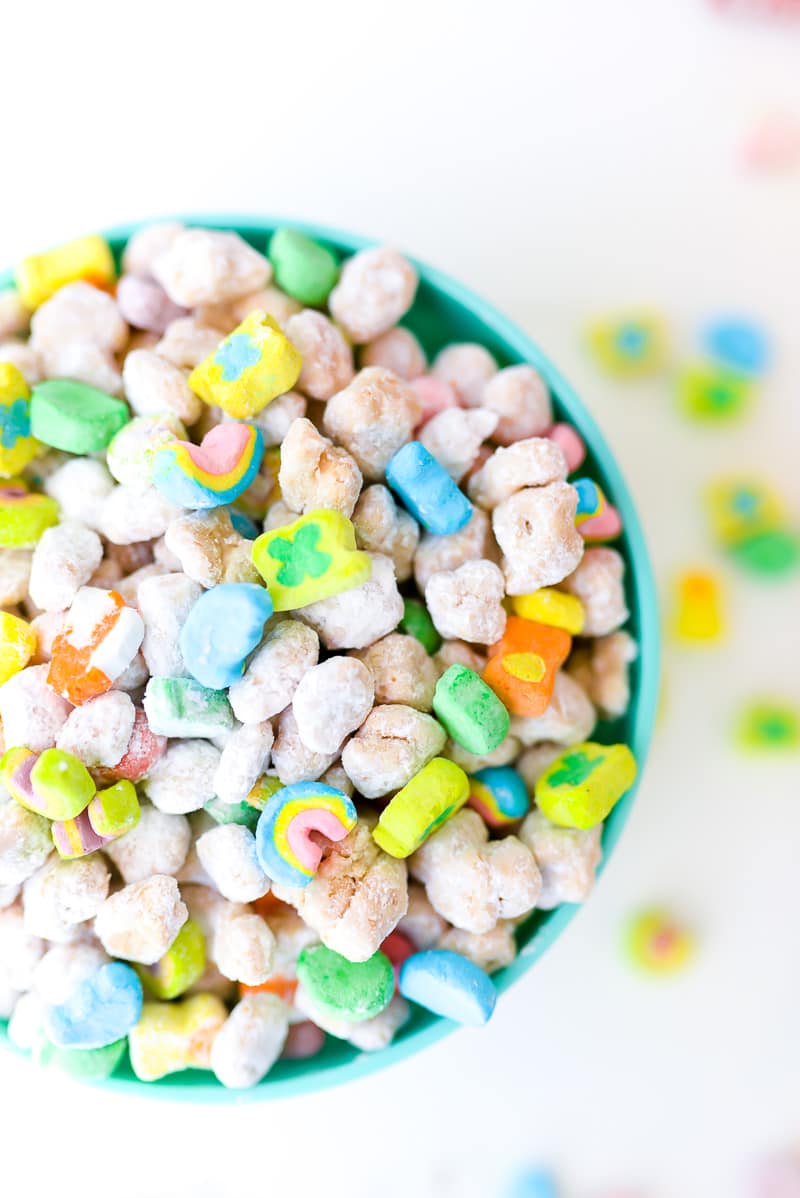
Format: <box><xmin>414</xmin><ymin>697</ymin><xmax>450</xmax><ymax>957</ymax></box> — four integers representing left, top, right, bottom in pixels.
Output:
<box><xmin>1</xmin><ymin>3</ymin><xmax>798</xmax><ymax>1195</ymax></box>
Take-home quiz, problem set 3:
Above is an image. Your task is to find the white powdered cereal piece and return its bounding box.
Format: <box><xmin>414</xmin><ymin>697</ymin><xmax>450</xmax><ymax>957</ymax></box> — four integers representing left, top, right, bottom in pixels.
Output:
<box><xmin>0</xmin><ymin>664</ymin><xmax>72</xmax><ymax>751</ymax></box>
<box><xmin>195</xmin><ymin>825</ymin><xmax>270</xmax><ymax>903</ymax></box>
<box><xmin>104</xmin><ymin>806</ymin><xmax>192</xmax><ymax>884</ymax></box>
<box><xmin>410</xmin><ymin>809</ymin><xmax>540</xmax><ymax>934</ymax></box>
<box><xmin>351</xmin><ymin>484</ymin><xmax>419</xmax><ymax>583</ymax></box>
<box><xmin>28</xmin><ymin>521</ymin><xmax>103</xmax><ymax>612</ymax></box>
<box><xmin>518</xmin><ymin>809</ymin><xmax>603</xmax><ymax>909</ymax></box>
<box><xmin>122</xmin><ymin>348</ymin><xmax>202</xmax><ymax>425</ymax></box>
<box><xmin>425</xmin><ymin>559</ymin><xmax>507</xmax><ymax>645</ymax></box>
<box><xmin>328</xmin><ymin>248</ymin><xmax>417</xmax><ymax>344</ymax></box>
<box><xmin>418</xmin><ymin>407</ymin><xmax>498</xmax><ymax>481</ymax></box>
<box><xmin>94</xmin><ymin>875</ymin><xmax>187</xmax><ymax>965</ymax></box>
<box><xmin>298</xmin><ymin>553</ymin><xmax>403</xmax><ymax>651</ymax></box>
<box><xmin>278</xmin><ymin>417</ymin><xmax>362</xmax><ymax>518</ymax></box>
<box><xmin>467</xmin><ymin>438</ymin><xmax>567</xmax><ymax>510</ymax></box>
<box><xmin>152</xmin><ymin>229</ymin><xmax>271</xmax><ymax>307</ymax></box>
<box><xmin>413</xmin><ymin>507</ymin><xmax>495</xmax><ymax>593</ymax></box>
<box><xmin>341</xmin><ymin>704</ymin><xmax>446</xmax><ymax>798</ymax></box>
<box><xmin>228</xmin><ymin>620</ymin><xmax>319</xmax><ymax>724</ymax></box>
<box><xmin>57</xmin><ymin>691</ymin><xmax>136</xmax><ymax>767</ymax></box>
<box><xmin>431</xmin><ymin>342</ymin><xmax>497</xmax><ymax>407</ymax></box>
<box><xmin>213</xmin><ymin>721</ymin><xmax>274</xmax><ymax>805</ymax></box>
<box><xmin>211</xmin><ymin>993</ymin><xmax>289</xmax><ymax>1089</ymax></box>
<box><xmin>323</xmin><ymin>367</ymin><xmax>422</xmax><ymax>481</ymax></box>
<box><xmin>142</xmin><ymin>740</ymin><xmax>221</xmax><ymax>815</ymax></box>
<box><xmin>285</xmin><ymin>310</ymin><xmax>354</xmax><ymax>401</ymax></box>
<box><xmin>493</xmin><ymin>482</ymin><xmax>584</xmax><ymax>593</ymax></box>
<box><xmin>292</xmin><ymin>657</ymin><xmax>374</xmax><ymax>755</ymax></box>
<box><xmin>30</xmin><ymin>282</ymin><xmax>127</xmax><ymax>354</ymax></box>
<box><xmin>481</xmin><ymin>364</ymin><xmax>552</xmax><ymax>444</ymax></box>
<box><xmin>138</xmin><ymin>572</ymin><xmax>203</xmax><ymax>677</ymax></box>
<box><xmin>43</xmin><ymin>459</ymin><xmax>115</xmax><ymax>529</ymax></box>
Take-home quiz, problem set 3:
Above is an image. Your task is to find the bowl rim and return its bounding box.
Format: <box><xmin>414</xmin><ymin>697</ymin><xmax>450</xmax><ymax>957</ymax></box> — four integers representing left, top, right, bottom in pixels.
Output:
<box><xmin>0</xmin><ymin>214</ymin><xmax>661</xmax><ymax>1101</ymax></box>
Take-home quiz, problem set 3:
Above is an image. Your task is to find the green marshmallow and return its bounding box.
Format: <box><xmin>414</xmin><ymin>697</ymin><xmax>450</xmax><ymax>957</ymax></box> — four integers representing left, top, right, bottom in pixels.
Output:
<box><xmin>35</xmin><ymin>1036</ymin><xmax>127</xmax><ymax>1081</ymax></box>
<box><xmin>30</xmin><ymin>379</ymin><xmax>129</xmax><ymax>453</ymax></box>
<box><xmin>296</xmin><ymin>944</ymin><xmax>394</xmax><ymax>1023</ymax></box>
<box><xmin>30</xmin><ymin>748</ymin><xmax>96</xmax><ymax>820</ymax></box>
<box><xmin>730</xmin><ymin>528</ymin><xmax>800</xmax><ymax>576</ymax></box>
<box><xmin>399</xmin><ymin>598</ymin><xmax>441</xmax><ymax>655</ymax></box>
<box><xmin>143</xmin><ymin>676</ymin><xmax>234</xmax><ymax>739</ymax></box>
<box><xmin>268</xmin><ymin>228</ymin><xmax>340</xmax><ymax>307</ymax></box>
<box><xmin>432</xmin><ymin>664</ymin><xmax>510</xmax><ymax>755</ymax></box>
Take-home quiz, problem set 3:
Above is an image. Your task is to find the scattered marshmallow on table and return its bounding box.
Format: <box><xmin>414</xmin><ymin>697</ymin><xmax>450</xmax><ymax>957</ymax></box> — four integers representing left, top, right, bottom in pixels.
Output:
<box><xmin>0</xmin><ymin>220</ymin><xmax>642</xmax><ymax>1088</ymax></box>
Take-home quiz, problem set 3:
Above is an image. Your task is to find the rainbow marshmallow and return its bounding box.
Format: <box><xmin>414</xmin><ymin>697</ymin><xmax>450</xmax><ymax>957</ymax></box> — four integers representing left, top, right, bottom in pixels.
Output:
<box><xmin>52</xmin><ymin>809</ymin><xmax>112</xmax><ymax>859</ymax></box>
<box><xmin>255</xmin><ymin>781</ymin><xmax>358</xmax><ymax>889</ymax></box>
<box><xmin>468</xmin><ymin>765</ymin><xmax>530</xmax><ymax>828</ymax></box>
<box><xmin>152</xmin><ymin>422</ymin><xmax>263</xmax><ymax>509</ymax></box>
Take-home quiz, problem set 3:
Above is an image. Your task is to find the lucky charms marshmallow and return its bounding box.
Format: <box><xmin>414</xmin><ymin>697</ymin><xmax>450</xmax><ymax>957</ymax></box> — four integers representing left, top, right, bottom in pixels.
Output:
<box><xmin>0</xmin><ymin>221</ymin><xmax>641</xmax><ymax>1089</ymax></box>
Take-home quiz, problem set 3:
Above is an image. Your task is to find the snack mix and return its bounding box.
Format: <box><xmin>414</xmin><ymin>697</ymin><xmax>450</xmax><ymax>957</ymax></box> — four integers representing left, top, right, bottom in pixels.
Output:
<box><xmin>0</xmin><ymin>223</ymin><xmax>639</xmax><ymax>1087</ymax></box>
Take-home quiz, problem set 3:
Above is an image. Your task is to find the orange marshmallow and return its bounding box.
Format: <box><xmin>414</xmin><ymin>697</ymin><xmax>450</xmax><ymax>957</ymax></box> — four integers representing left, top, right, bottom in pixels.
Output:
<box><xmin>482</xmin><ymin>616</ymin><xmax>571</xmax><ymax>716</ymax></box>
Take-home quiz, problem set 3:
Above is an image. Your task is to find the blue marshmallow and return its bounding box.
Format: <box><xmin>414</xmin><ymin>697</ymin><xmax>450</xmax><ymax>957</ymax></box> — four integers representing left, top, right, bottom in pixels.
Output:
<box><xmin>572</xmin><ymin>477</ymin><xmax>601</xmax><ymax>517</ymax></box>
<box><xmin>398</xmin><ymin>949</ymin><xmax>497</xmax><ymax>1026</ymax></box>
<box><xmin>384</xmin><ymin>441</ymin><xmax>473</xmax><ymax>536</ymax></box>
<box><xmin>179</xmin><ymin>582</ymin><xmax>274</xmax><ymax>690</ymax></box>
<box><xmin>43</xmin><ymin>961</ymin><xmax>143</xmax><ymax>1050</ymax></box>
<box><xmin>702</xmin><ymin>317</ymin><xmax>770</xmax><ymax>376</ymax></box>
<box><xmin>505</xmin><ymin>1168</ymin><xmax>560</xmax><ymax>1198</ymax></box>
<box><xmin>228</xmin><ymin>507</ymin><xmax>260</xmax><ymax>540</ymax></box>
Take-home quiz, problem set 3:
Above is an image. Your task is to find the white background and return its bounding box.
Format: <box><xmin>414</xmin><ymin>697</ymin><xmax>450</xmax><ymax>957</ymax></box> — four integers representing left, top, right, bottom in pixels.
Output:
<box><xmin>1</xmin><ymin>2</ymin><xmax>799</xmax><ymax>1195</ymax></box>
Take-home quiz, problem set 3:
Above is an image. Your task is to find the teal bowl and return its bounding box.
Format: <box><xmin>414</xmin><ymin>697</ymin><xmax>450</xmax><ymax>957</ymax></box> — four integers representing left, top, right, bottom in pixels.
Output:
<box><xmin>0</xmin><ymin>216</ymin><xmax>660</xmax><ymax>1100</ymax></box>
